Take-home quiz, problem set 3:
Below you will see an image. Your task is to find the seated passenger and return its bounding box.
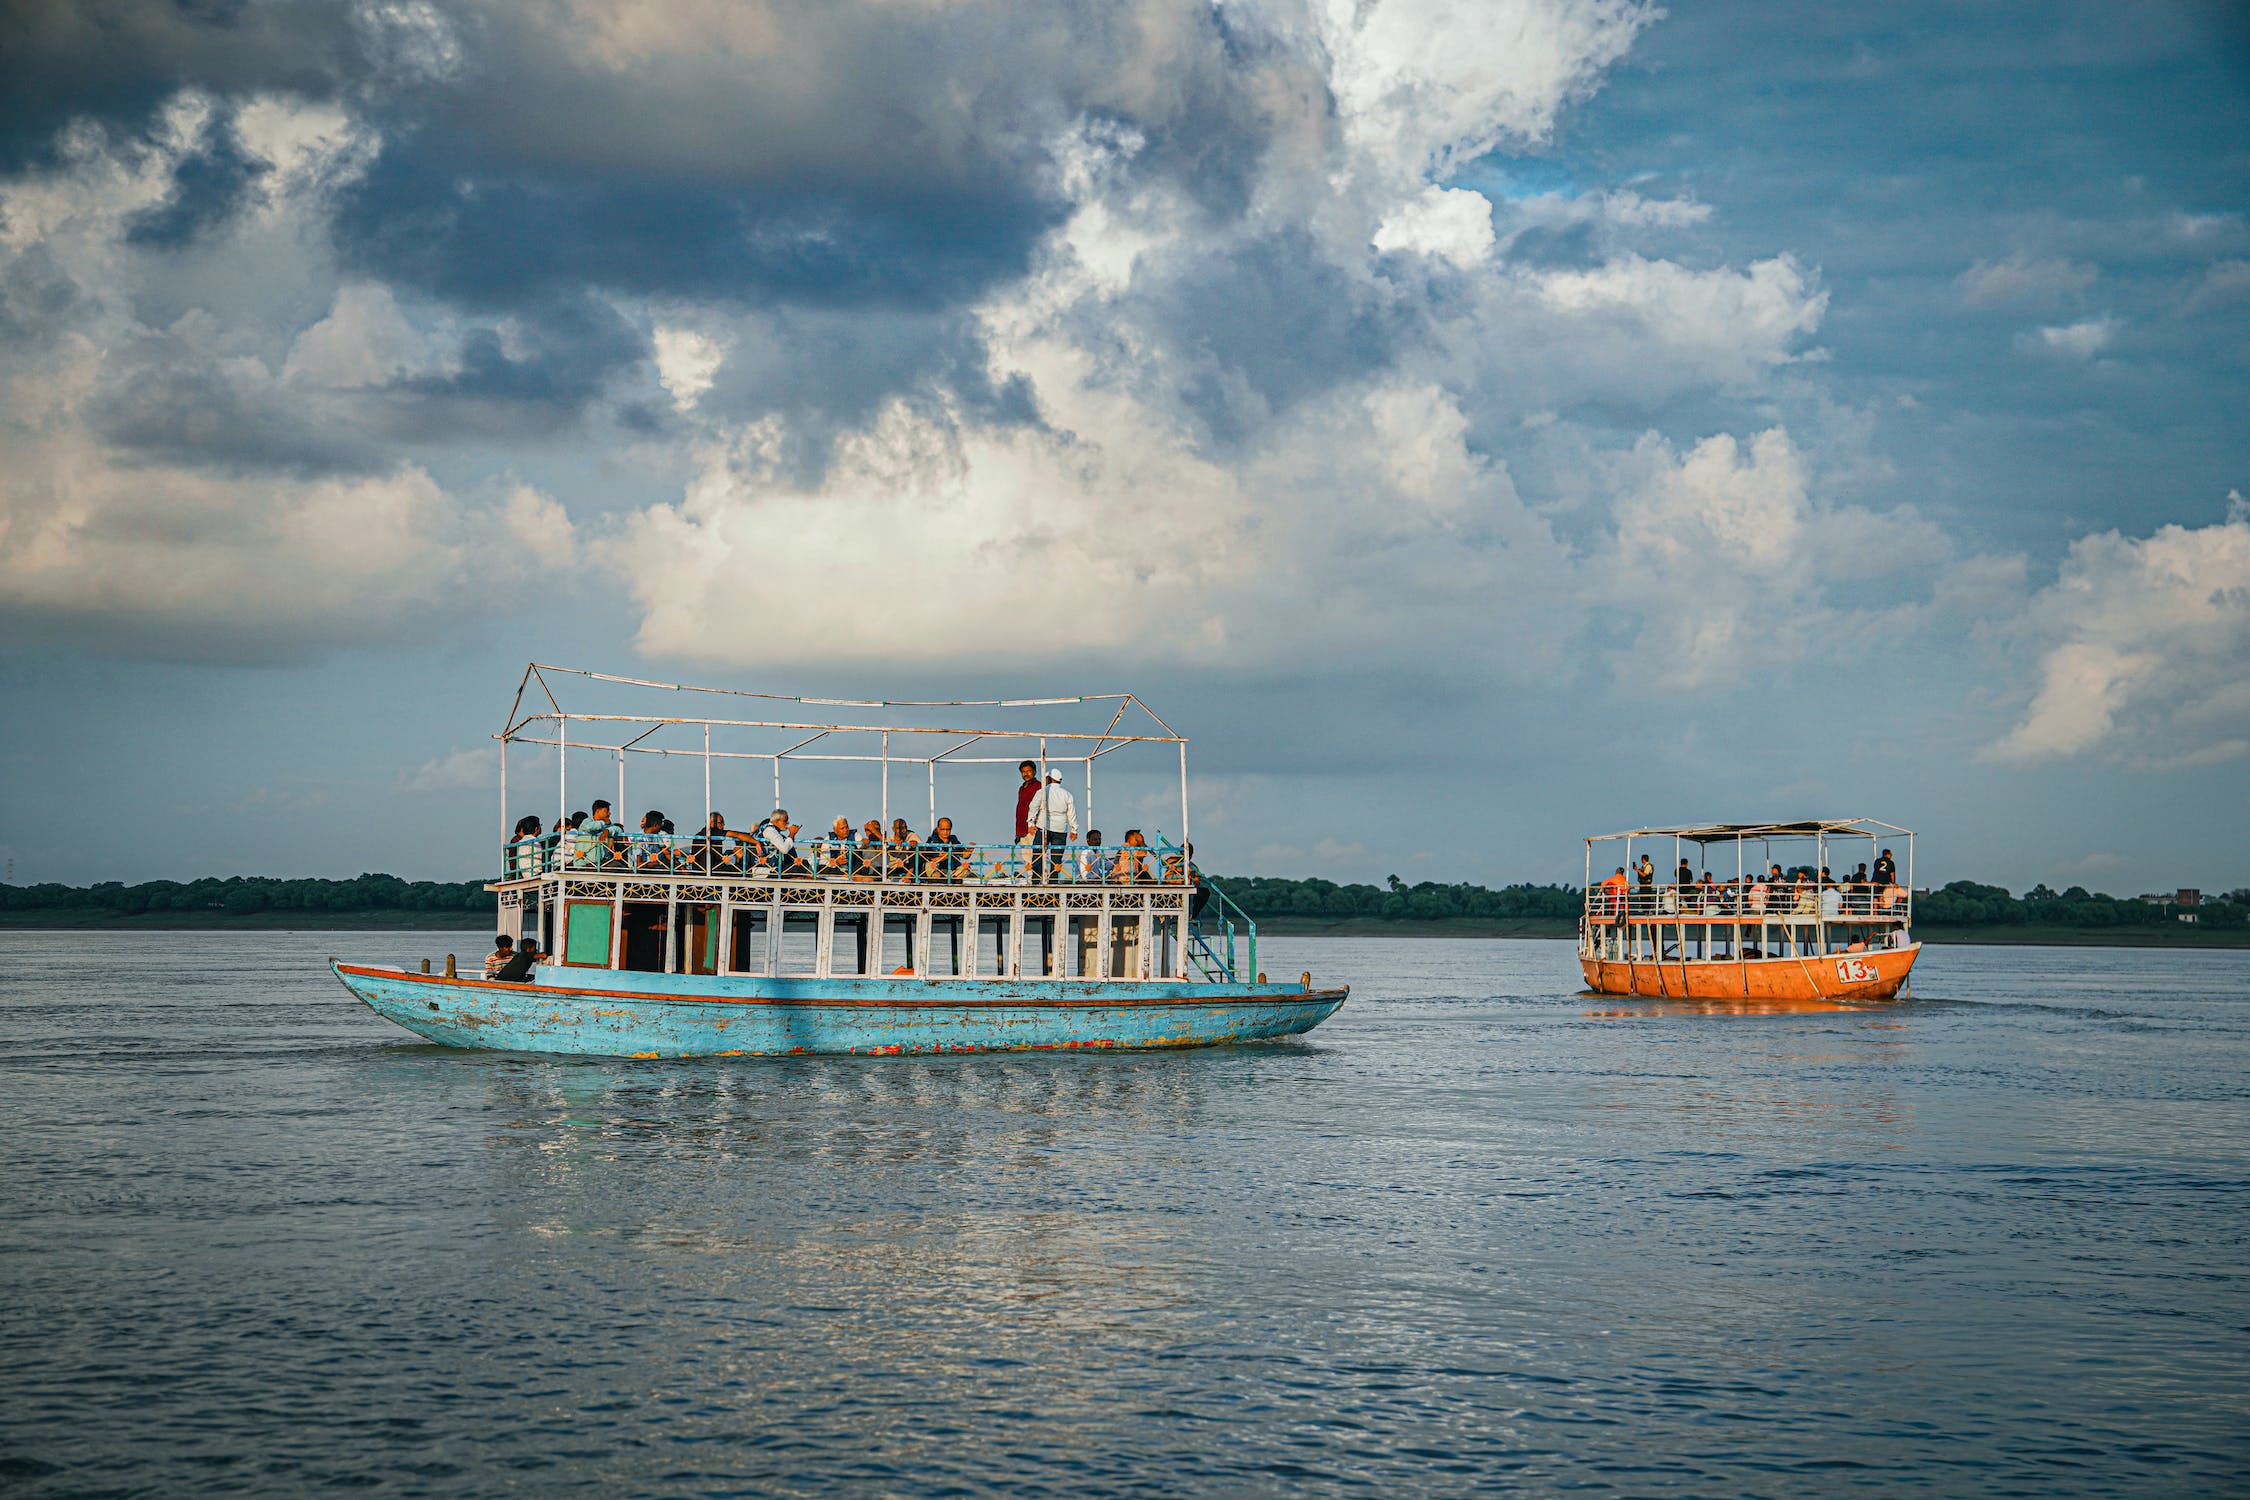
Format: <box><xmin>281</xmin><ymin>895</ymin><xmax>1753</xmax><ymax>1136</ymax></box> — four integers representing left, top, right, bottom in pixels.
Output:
<box><xmin>922</xmin><ymin>816</ymin><xmax>968</xmax><ymax>882</ymax></box>
<box><xmin>635</xmin><ymin>810</ymin><xmax>672</xmax><ymax>869</ymax></box>
<box><xmin>888</xmin><ymin>818</ymin><xmax>916</xmax><ymax>881</ymax></box>
<box><xmin>565</xmin><ymin>810</ymin><xmax>597</xmax><ymax>867</ymax></box>
<box><xmin>507</xmin><ymin>816</ymin><xmax>545</xmax><ymax>877</ymax></box>
<box><xmin>853</xmin><ymin>819</ymin><xmax>884</xmax><ymax>880</ymax></box>
<box><xmin>584</xmin><ymin>800</ymin><xmax>627</xmax><ymax>868</ymax></box>
<box><xmin>1114</xmin><ymin>829</ymin><xmax>1151</xmax><ymax>884</ymax></box>
<box><xmin>492</xmin><ymin>938</ymin><xmax>543</xmax><ymax>983</ymax></box>
<box><xmin>1161</xmin><ymin>839</ymin><xmax>1188</xmax><ymax>884</ymax></box>
<box><xmin>817</xmin><ymin>816</ymin><xmax>855</xmax><ymax>876</ymax></box>
<box><xmin>760</xmin><ymin>810</ymin><xmax>812</xmax><ymax>875</ymax></box>
<box><xmin>692</xmin><ymin>812</ymin><xmax>742</xmax><ymax>873</ymax></box>
<box><xmin>1079</xmin><ymin>830</ymin><xmax>1113</xmax><ymax>884</ymax></box>
<box><xmin>483</xmin><ymin>933</ymin><xmax>514</xmax><ymax>978</ymax></box>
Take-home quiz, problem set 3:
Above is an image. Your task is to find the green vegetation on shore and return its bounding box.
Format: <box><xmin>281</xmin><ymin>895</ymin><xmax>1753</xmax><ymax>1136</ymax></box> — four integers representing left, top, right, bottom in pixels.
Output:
<box><xmin>1</xmin><ymin>873</ymin><xmax>2244</xmax><ymax>947</ymax></box>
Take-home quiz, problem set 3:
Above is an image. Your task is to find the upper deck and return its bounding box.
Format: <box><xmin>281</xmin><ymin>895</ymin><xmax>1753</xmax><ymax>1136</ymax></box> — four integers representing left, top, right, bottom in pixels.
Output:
<box><xmin>487</xmin><ymin>664</ymin><xmax>1254</xmax><ymax>984</ymax></box>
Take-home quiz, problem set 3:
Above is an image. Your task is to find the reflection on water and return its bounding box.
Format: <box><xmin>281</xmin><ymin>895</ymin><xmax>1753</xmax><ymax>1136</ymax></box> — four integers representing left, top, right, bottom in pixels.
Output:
<box><xmin>0</xmin><ymin>931</ymin><xmax>2246</xmax><ymax>1495</ymax></box>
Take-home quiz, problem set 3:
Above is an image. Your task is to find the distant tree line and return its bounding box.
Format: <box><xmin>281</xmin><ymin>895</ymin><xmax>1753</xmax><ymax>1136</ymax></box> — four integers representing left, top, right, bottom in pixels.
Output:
<box><xmin>0</xmin><ymin>874</ymin><xmax>488</xmax><ymax>917</ymax></box>
<box><xmin>1916</xmin><ymin>882</ymin><xmax>2248</xmax><ymax>930</ymax></box>
<box><xmin>1211</xmin><ymin>875</ymin><xmax>1585</xmax><ymax>922</ymax></box>
<box><xmin>0</xmin><ymin>873</ymin><xmax>2243</xmax><ymax>930</ymax></box>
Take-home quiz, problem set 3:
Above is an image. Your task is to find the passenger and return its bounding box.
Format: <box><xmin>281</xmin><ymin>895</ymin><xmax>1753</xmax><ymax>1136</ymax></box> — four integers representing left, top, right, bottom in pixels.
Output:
<box><xmin>1599</xmin><ymin>866</ymin><xmax>1629</xmax><ymax>919</ymax></box>
<box><xmin>1024</xmin><ymin>769</ymin><xmax>1078</xmax><ymax>882</ymax></box>
<box><xmin>492</xmin><ymin>937</ymin><xmax>542</xmax><ymax>983</ymax></box>
<box><xmin>1161</xmin><ymin>839</ymin><xmax>1188</xmax><ymax>884</ymax></box>
<box><xmin>761</xmin><ymin>809</ymin><xmax>811</xmax><ymax>876</ymax></box>
<box><xmin>565</xmin><ymin>810</ymin><xmax>597</xmax><ymax>867</ymax></box>
<box><xmin>1819</xmin><ymin>879</ymin><xmax>1843</xmax><ymax>921</ymax></box>
<box><xmin>854</xmin><ymin>819</ymin><xmax>885</xmax><ymax>880</ymax></box>
<box><xmin>1114</xmin><ymin>829</ymin><xmax>1150</xmax><ymax>884</ymax></box>
<box><xmin>1633</xmin><ymin>854</ymin><xmax>1655</xmax><ymax>915</ymax></box>
<box><xmin>1873</xmin><ymin>848</ymin><xmax>1902</xmax><ymax>910</ymax></box>
<box><xmin>922</xmin><ymin>817</ymin><xmax>968</xmax><ymax>882</ymax></box>
<box><xmin>693</xmin><ymin>812</ymin><xmax>741</xmax><ymax>873</ymax></box>
<box><xmin>508</xmin><ymin>815</ymin><xmax>545</xmax><ymax>877</ymax></box>
<box><xmin>1079</xmin><ymin>830</ymin><xmax>1113</xmax><ymax>884</ymax></box>
<box><xmin>1699</xmin><ymin>870</ymin><xmax>1720</xmax><ymax>914</ymax></box>
<box><xmin>483</xmin><ymin>933</ymin><xmax>515</xmax><ymax>978</ymax></box>
<box><xmin>635</xmin><ymin>810</ymin><xmax>671</xmax><ymax>869</ymax></box>
<box><xmin>1013</xmin><ymin>760</ymin><xmax>1041</xmax><ymax>850</ymax></box>
<box><xmin>585</xmin><ymin>799</ymin><xmax>627</xmax><ymax>868</ymax></box>
<box><xmin>818</xmin><ymin>816</ymin><xmax>855</xmax><ymax>876</ymax></box>
<box><xmin>887</xmin><ymin>818</ymin><xmax>917</xmax><ymax>881</ymax></box>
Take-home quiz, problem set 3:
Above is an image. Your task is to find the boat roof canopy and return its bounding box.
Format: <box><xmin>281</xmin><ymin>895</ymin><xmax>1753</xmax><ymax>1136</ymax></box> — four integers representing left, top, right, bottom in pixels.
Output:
<box><xmin>1586</xmin><ymin>819</ymin><xmax>1913</xmax><ymax>845</ymax></box>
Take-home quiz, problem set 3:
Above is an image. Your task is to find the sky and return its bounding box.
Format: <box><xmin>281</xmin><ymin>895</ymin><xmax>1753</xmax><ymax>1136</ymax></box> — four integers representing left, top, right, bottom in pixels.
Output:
<box><xmin>1</xmin><ymin>0</ymin><xmax>2246</xmax><ymax>895</ymax></box>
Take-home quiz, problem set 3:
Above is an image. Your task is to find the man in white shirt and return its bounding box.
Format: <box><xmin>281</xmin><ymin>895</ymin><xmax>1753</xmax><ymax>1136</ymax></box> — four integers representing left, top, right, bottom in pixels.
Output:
<box><xmin>1024</xmin><ymin>770</ymin><xmax>1077</xmax><ymax>882</ymax></box>
<box><xmin>760</xmin><ymin>809</ymin><xmax>811</xmax><ymax>875</ymax></box>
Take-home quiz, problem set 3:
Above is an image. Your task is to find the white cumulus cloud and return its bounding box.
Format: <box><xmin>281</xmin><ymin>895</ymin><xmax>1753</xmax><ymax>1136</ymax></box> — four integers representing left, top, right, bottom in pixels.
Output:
<box><xmin>1985</xmin><ymin>497</ymin><xmax>2250</xmax><ymax>767</ymax></box>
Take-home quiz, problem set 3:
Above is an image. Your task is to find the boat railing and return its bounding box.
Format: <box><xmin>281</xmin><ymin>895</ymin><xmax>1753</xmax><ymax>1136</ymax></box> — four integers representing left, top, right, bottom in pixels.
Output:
<box><xmin>1184</xmin><ymin>866</ymin><xmax>1256</xmax><ymax>984</ymax></box>
<box><xmin>1583</xmin><ymin>880</ymin><xmax>1912</xmax><ymax>923</ymax></box>
<box><xmin>498</xmin><ymin>829</ymin><xmax>1195</xmax><ymax>889</ymax></box>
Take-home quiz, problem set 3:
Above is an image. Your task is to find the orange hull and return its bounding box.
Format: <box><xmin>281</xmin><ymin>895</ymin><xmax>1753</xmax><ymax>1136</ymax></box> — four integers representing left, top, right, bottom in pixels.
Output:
<box><xmin>1580</xmin><ymin>942</ymin><xmax>1919</xmax><ymax>1002</ymax></box>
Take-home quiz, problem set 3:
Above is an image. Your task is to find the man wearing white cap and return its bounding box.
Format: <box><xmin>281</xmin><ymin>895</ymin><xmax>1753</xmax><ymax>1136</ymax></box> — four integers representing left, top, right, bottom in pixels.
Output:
<box><xmin>1024</xmin><ymin>769</ymin><xmax>1078</xmax><ymax>883</ymax></box>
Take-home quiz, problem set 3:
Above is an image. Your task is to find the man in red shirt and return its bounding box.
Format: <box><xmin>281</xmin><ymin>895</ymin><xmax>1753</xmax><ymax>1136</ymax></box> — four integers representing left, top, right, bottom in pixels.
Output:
<box><xmin>1013</xmin><ymin>760</ymin><xmax>1040</xmax><ymax>844</ymax></box>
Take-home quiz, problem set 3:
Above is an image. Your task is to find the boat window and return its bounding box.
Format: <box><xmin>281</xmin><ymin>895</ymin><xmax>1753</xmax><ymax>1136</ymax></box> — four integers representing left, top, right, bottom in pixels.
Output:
<box><xmin>928</xmin><ymin>915</ymin><xmax>967</xmax><ymax>978</ymax></box>
<box><xmin>727</xmin><ymin>910</ymin><xmax>768</xmax><ymax>976</ymax></box>
<box><xmin>975</xmin><ymin>915</ymin><xmax>1010</xmax><ymax>977</ymax></box>
<box><xmin>677</xmin><ymin>903</ymin><xmax>720</xmax><ymax>975</ymax></box>
<box><xmin>619</xmin><ymin>903</ymin><xmax>668</xmax><ymax>973</ymax></box>
<box><xmin>881</xmin><ymin>914</ymin><xmax>918</xmax><ymax>975</ymax></box>
<box><xmin>777</xmin><ymin>912</ymin><xmax>821</xmax><ymax>977</ymax></box>
<box><xmin>829</xmin><ymin>912</ymin><xmax>870</xmax><ymax>977</ymax></box>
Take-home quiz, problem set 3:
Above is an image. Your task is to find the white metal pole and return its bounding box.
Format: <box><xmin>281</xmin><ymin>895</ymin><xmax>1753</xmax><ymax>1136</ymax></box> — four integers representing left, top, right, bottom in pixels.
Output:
<box><xmin>702</xmin><ymin>722</ymin><xmax>711</xmax><ymax>830</ymax></box>
<box><xmin>1178</xmin><ymin>742</ymin><xmax>1190</xmax><ymax>855</ymax></box>
<box><xmin>558</xmin><ymin>715</ymin><xmax>568</xmax><ymax>816</ymax></box>
<box><xmin>1086</xmin><ymin>756</ymin><xmax>1095</xmax><ymax>833</ymax></box>
<box><xmin>927</xmin><ymin>762</ymin><xmax>935</xmax><ymax>831</ymax></box>
<box><xmin>499</xmin><ymin>737</ymin><xmax>508</xmax><ymax>868</ymax></box>
<box><xmin>772</xmin><ymin>754</ymin><xmax>780</xmax><ymax>812</ymax></box>
<box><xmin>881</xmin><ymin>730</ymin><xmax>890</xmax><ymax>829</ymax></box>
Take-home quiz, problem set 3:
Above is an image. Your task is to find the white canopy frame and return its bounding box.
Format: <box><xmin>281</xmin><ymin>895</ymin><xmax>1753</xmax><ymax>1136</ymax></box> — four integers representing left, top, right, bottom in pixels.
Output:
<box><xmin>494</xmin><ymin>662</ymin><xmax>1191</xmax><ymax>853</ymax></box>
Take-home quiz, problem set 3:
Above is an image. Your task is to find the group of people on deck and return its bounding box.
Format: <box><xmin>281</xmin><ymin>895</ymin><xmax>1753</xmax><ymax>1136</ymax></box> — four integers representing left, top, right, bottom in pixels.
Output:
<box><xmin>500</xmin><ymin>759</ymin><xmax>1181</xmax><ymax>885</ymax></box>
<box><xmin>1595</xmin><ymin>848</ymin><xmax>1906</xmax><ymax>923</ymax></box>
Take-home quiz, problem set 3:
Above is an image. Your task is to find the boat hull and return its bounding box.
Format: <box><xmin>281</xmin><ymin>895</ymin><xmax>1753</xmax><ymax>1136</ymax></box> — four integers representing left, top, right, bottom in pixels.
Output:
<box><xmin>1579</xmin><ymin>943</ymin><xmax>1920</xmax><ymax>1002</ymax></box>
<box><xmin>333</xmin><ymin>963</ymin><xmax>1348</xmax><ymax>1057</ymax></box>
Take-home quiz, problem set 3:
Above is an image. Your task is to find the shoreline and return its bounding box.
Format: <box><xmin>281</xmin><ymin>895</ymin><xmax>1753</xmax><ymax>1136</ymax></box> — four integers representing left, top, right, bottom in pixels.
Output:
<box><xmin>3</xmin><ymin>910</ymin><xmax>2245</xmax><ymax>949</ymax></box>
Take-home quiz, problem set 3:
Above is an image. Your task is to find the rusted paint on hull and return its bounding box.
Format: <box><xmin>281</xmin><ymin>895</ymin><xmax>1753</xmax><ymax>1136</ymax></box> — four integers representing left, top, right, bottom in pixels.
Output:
<box><xmin>1579</xmin><ymin>943</ymin><xmax>1919</xmax><ymax>1002</ymax></box>
<box><xmin>333</xmin><ymin>963</ymin><xmax>1347</xmax><ymax>1057</ymax></box>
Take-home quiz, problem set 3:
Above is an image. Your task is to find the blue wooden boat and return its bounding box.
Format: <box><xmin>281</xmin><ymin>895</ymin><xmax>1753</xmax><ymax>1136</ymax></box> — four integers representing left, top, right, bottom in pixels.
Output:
<box><xmin>336</xmin><ymin>665</ymin><xmax>1347</xmax><ymax>1058</ymax></box>
<box><xmin>332</xmin><ymin>964</ymin><xmax>1346</xmax><ymax>1057</ymax></box>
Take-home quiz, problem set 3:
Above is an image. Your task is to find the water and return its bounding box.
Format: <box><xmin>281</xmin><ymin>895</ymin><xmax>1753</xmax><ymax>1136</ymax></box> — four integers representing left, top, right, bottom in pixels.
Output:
<box><xmin>2</xmin><ymin>932</ymin><xmax>2245</xmax><ymax>1497</ymax></box>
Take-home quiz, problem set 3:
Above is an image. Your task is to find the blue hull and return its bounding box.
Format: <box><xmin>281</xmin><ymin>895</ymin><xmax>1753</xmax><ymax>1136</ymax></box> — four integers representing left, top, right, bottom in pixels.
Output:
<box><xmin>333</xmin><ymin>963</ymin><xmax>1347</xmax><ymax>1057</ymax></box>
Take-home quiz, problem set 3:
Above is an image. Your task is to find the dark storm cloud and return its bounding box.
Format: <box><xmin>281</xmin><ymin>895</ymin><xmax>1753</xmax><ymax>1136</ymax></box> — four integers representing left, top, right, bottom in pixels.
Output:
<box><xmin>1145</xmin><ymin>230</ymin><xmax>1412</xmax><ymax>449</ymax></box>
<box><xmin>85</xmin><ymin>321</ymin><xmax>383</xmax><ymax>477</ymax></box>
<box><xmin>384</xmin><ymin>293</ymin><xmax>646</xmax><ymax>436</ymax></box>
<box><xmin>123</xmin><ymin>105</ymin><xmax>273</xmax><ymax>250</ymax></box>
<box><xmin>329</xmin><ymin>140</ymin><xmax>1059</xmax><ymax>312</ymax></box>
<box><xmin>0</xmin><ymin>0</ymin><xmax>361</xmax><ymax>169</ymax></box>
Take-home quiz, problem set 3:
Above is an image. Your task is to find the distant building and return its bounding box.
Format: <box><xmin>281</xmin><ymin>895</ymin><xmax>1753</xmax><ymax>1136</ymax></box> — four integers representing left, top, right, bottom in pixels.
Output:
<box><xmin>2177</xmin><ymin>888</ymin><xmax>2201</xmax><ymax>908</ymax></box>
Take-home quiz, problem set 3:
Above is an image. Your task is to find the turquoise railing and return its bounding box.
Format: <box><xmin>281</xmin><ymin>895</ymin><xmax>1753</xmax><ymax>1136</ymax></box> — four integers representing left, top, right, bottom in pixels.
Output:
<box><xmin>1185</xmin><ymin>864</ymin><xmax>1257</xmax><ymax>984</ymax></box>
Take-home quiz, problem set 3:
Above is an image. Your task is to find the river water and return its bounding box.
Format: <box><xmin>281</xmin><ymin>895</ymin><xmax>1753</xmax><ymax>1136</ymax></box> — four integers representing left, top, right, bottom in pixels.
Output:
<box><xmin>1</xmin><ymin>932</ymin><xmax>2244</xmax><ymax>1496</ymax></box>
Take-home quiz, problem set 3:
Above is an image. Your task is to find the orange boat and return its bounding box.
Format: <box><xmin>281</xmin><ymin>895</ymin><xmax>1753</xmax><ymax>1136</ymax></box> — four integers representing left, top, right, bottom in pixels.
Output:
<box><xmin>1579</xmin><ymin>820</ymin><xmax>1920</xmax><ymax>1003</ymax></box>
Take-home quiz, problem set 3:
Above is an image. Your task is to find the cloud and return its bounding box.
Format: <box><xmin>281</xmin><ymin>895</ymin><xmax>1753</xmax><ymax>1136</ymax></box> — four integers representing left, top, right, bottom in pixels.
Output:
<box><xmin>652</xmin><ymin>326</ymin><xmax>727</xmax><ymax>411</ymax></box>
<box><xmin>1372</xmin><ymin>186</ymin><xmax>1496</xmax><ymax>266</ymax></box>
<box><xmin>1958</xmin><ymin>252</ymin><xmax>2098</xmax><ymax>306</ymax></box>
<box><xmin>1984</xmin><ymin>496</ymin><xmax>2250</xmax><ymax>767</ymax></box>
<box><xmin>397</xmin><ymin>746</ymin><xmax>496</xmax><ymax>794</ymax></box>
<box><xmin>2027</xmin><ymin>316</ymin><xmax>2118</xmax><ymax>359</ymax></box>
<box><xmin>2181</xmin><ymin>258</ymin><xmax>2250</xmax><ymax>314</ymax></box>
